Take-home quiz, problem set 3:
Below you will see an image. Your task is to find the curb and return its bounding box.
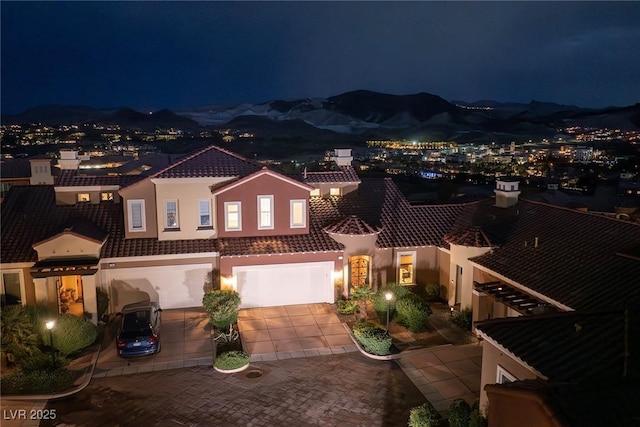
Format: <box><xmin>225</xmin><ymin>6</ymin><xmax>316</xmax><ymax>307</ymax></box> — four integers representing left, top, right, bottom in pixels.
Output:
<box><xmin>342</xmin><ymin>323</ymin><xmax>403</xmax><ymax>361</ymax></box>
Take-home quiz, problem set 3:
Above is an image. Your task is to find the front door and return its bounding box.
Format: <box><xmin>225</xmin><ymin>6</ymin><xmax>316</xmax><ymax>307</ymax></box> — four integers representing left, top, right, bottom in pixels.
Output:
<box><xmin>348</xmin><ymin>255</ymin><xmax>370</xmax><ymax>293</ymax></box>
<box><xmin>57</xmin><ymin>275</ymin><xmax>85</xmax><ymax>317</ymax></box>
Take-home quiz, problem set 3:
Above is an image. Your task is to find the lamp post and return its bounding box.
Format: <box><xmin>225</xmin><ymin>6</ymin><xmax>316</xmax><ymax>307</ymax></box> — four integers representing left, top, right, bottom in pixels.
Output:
<box><xmin>46</xmin><ymin>320</ymin><xmax>55</xmax><ymax>368</ymax></box>
<box><xmin>385</xmin><ymin>292</ymin><xmax>393</xmax><ymax>331</ymax></box>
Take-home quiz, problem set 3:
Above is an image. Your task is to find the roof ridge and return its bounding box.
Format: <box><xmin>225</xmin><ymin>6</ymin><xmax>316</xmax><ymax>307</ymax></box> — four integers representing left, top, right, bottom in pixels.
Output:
<box><xmin>522</xmin><ymin>199</ymin><xmax>640</xmax><ymax>226</ymax></box>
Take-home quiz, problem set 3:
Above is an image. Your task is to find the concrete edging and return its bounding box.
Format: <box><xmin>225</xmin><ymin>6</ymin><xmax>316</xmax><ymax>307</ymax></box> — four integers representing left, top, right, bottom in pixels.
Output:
<box><xmin>342</xmin><ymin>323</ymin><xmax>403</xmax><ymax>361</ymax></box>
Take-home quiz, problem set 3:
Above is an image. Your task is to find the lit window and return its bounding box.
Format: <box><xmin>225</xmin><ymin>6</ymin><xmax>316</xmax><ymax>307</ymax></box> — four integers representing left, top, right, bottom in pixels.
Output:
<box><xmin>397</xmin><ymin>252</ymin><xmax>416</xmax><ymax>285</ymax></box>
<box><xmin>225</xmin><ymin>202</ymin><xmax>242</xmax><ymax>231</ymax></box>
<box><xmin>290</xmin><ymin>199</ymin><xmax>306</xmax><ymax>228</ymax></box>
<box><xmin>127</xmin><ymin>199</ymin><xmax>146</xmax><ymax>232</ymax></box>
<box><xmin>310</xmin><ymin>188</ymin><xmax>320</xmax><ymax>197</ymax></box>
<box><xmin>101</xmin><ymin>192</ymin><xmax>114</xmax><ymax>202</ymax></box>
<box><xmin>496</xmin><ymin>365</ymin><xmax>516</xmax><ymax>384</ymax></box>
<box><xmin>165</xmin><ymin>200</ymin><xmax>179</xmax><ymax>228</ymax></box>
<box><xmin>258</xmin><ymin>195</ymin><xmax>274</xmax><ymax>229</ymax></box>
<box><xmin>199</xmin><ymin>200</ymin><xmax>211</xmax><ymax>227</ymax></box>
<box><xmin>77</xmin><ymin>193</ymin><xmax>90</xmax><ymax>202</ymax></box>
<box><xmin>329</xmin><ymin>187</ymin><xmax>341</xmax><ymax>196</ymax></box>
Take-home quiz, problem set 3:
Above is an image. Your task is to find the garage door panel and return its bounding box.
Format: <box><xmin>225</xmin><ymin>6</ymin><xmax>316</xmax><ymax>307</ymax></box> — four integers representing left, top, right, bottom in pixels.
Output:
<box><xmin>233</xmin><ymin>262</ymin><xmax>333</xmax><ymax>308</ymax></box>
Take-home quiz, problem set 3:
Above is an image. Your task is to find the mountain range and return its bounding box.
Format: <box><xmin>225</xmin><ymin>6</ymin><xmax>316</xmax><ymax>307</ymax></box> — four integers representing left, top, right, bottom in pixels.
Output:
<box><xmin>3</xmin><ymin>90</ymin><xmax>639</xmax><ymax>143</ymax></box>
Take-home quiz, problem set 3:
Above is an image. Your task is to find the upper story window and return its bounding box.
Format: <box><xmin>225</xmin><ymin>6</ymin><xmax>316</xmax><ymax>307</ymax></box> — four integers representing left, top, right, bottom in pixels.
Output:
<box><xmin>397</xmin><ymin>251</ymin><xmax>416</xmax><ymax>285</ymax></box>
<box><xmin>496</xmin><ymin>365</ymin><xmax>516</xmax><ymax>384</ymax></box>
<box><xmin>77</xmin><ymin>193</ymin><xmax>90</xmax><ymax>203</ymax></box>
<box><xmin>225</xmin><ymin>201</ymin><xmax>242</xmax><ymax>231</ymax></box>
<box><xmin>101</xmin><ymin>192</ymin><xmax>114</xmax><ymax>202</ymax></box>
<box><xmin>199</xmin><ymin>200</ymin><xmax>212</xmax><ymax>227</ymax></box>
<box><xmin>258</xmin><ymin>195</ymin><xmax>274</xmax><ymax>230</ymax></box>
<box><xmin>290</xmin><ymin>199</ymin><xmax>306</xmax><ymax>228</ymax></box>
<box><xmin>127</xmin><ymin>199</ymin><xmax>146</xmax><ymax>232</ymax></box>
<box><xmin>310</xmin><ymin>188</ymin><xmax>320</xmax><ymax>197</ymax></box>
<box><xmin>165</xmin><ymin>200</ymin><xmax>179</xmax><ymax>229</ymax></box>
<box><xmin>329</xmin><ymin>187</ymin><xmax>341</xmax><ymax>196</ymax></box>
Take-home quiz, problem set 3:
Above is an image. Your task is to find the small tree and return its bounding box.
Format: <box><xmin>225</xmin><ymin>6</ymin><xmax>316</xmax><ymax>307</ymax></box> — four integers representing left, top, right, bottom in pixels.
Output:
<box><xmin>350</xmin><ymin>285</ymin><xmax>374</xmax><ymax>321</ymax></box>
<box><xmin>203</xmin><ymin>289</ymin><xmax>241</xmax><ymax>330</ymax></box>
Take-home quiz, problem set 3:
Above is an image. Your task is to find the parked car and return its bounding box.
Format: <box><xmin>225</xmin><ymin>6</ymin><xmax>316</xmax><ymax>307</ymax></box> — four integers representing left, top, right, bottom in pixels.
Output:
<box><xmin>116</xmin><ymin>301</ymin><xmax>162</xmax><ymax>357</ymax></box>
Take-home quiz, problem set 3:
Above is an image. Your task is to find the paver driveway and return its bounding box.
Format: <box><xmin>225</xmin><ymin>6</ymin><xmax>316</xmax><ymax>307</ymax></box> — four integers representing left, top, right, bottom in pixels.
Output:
<box><xmin>42</xmin><ymin>352</ymin><xmax>426</xmax><ymax>427</ymax></box>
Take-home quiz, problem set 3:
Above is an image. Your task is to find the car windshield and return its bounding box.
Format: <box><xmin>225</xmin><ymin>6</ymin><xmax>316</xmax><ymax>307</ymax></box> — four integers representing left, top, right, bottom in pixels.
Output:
<box><xmin>120</xmin><ymin>310</ymin><xmax>153</xmax><ymax>338</ymax></box>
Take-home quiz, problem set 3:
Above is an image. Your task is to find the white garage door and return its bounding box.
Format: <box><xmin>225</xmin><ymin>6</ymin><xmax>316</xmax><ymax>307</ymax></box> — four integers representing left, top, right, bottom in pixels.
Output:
<box><xmin>233</xmin><ymin>261</ymin><xmax>334</xmax><ymax>308</ymax></box>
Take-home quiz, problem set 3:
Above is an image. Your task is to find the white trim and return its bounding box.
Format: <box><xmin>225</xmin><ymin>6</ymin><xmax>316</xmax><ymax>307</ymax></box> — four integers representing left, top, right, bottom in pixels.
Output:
<box><xmin>101</xmin><ymin>252</ymin><xmax>219</xmax><ymax>264</ymax></box>
<box><xmin>164</xmin><ymin>200</ymin><xmax>179</xmax><ymax>229</ymax></box>
<box><xmin>127</xmin><ymin>199</ymin><xmax>146</xmax><ymax>232</ymax></box>
<box><xmin>496</xmin><ymin>365</ymin><xmax>517</xmax><ymax>384</ymax></box>
<box><xmin>1</xmin><ymin>269</ymin><xmax>26</xmax><ymax>307</ymax></box>
<box><xmin>476</xmin><ymin>329</ymin><xmax>547</xmax><ymax>380</ymax></box>
<box><xmin>212</xmin><ymin>169</ymin><xmax>313</xmax><ymax>195</ymax></box>
<box><xmin>290</xmin><ymin>199</ymin><xmax>306</xmax><ymax>228</ymax></box>
<box><xmin>0</xmin><ymin>262</ymin><xmax>35</xmax><ymax>269</ymax></box>
<box><xmin>396</xmin><ymin>250</ymin><xmax>417</xmax><ymax>285</ymax></box>
<box><xmin>469</xmin><ymin>261</ymin><xmax>573</xmax><ymax>312</ymax></box>
<box><xmin>257</xmin><ymin>195</ymin><xmax>274</xmax><ymax>230</ymax></box>
<box><xmin>224</xmin><ymin>201</ymin><xmax>242</xmax><ymax>231</ymax></box>
<box><xmin>198</xmin><ymin>199</ymin><xmax>212</xmax><ymax>227</ymax></box>
<box><xmin>55</xmin><ymin>185</ymin><xmax>120</xmax><ymax>192</ymax></box>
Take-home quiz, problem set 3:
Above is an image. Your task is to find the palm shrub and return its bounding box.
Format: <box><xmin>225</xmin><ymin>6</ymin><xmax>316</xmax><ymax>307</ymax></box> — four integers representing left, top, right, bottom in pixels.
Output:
<box><xmin>214</xmin><ymin>350</ymin><xmax>249</xmax><ymax>370</ymax></box>
<box><xmin>408</xmin><ymin>403</ymin><xmax>440</xmax><ymax>427</ymax></box>
<box><xmin>352</xmin><ymin>321</ymin><xmax>392</xmax><ymax>355</ymax></box>
<box><xmin>44</xmin><ymin>314</ymin><xmax>98</xmax><ymax>356</ymax></box>
<box><xmin>396</xmin><ymin>293</ymin><xmax>432</xmax><ymax>333</ymax></box>
<box><xmin>1</xmin><ymin>305</ymin><xmax>43</xmax><ymax>366</ymax></box>
<box><xmin>350</xmin><ymin>285</ymin><xmax>374</xmax><ymax>321</ymax></box>
<box><xmin>203</xmin><ymin>289</ymin><xmax>241</xmax><ymax>330</ymax></box>
<box><xmin>448</xmin><ymin>399</ymin><xmax>471</xmax><ymax>427</ymax></box>
<box><xmin>336</xmin><ymin>298</ymin><xmax>358</xmax><ymax>315</ymax></box>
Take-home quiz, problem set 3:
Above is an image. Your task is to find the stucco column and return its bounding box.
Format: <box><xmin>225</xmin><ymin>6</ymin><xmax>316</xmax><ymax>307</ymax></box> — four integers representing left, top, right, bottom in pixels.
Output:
<box><xmin>33</xmin><ymin>277</ymin><xmax>58</xmax><ymax>314</ymax></box>
<box><xmin>81</xmin><ymin>274</ymin><xmax>98</xmax><ymax>325</ymax></box>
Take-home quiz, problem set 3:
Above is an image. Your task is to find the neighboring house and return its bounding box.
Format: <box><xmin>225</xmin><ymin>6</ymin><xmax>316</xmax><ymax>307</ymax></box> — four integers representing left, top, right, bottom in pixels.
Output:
<box><xmin>476</xmin><ymin>309</ymin><xmax>640</xmax><ymax>426</ymax></box>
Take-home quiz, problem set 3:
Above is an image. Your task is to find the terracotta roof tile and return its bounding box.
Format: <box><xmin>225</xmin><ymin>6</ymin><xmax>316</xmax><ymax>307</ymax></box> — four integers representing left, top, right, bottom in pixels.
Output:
<box><xmin>304</xmin><ymin>166</ymin><xmax>361</xmax><ymax>184</ymax></box>
<box><xmin>324</xmin><ymin>215</ymin><xmax>382</xmax><ymax>235</ymax></box>
<box><xmin>56</xmin><ymin>170</ymin><xmax>142</xmax><ymax>187</ymax></box>
<box><xmin>152</xmin><ymin>145</ymin><xmax>262</xmax><ymax>179</ymax></box>
<box><xmin>444</xmin><ymin>226</ymin><xmax>493</xmax><ymax>247</ymax></box>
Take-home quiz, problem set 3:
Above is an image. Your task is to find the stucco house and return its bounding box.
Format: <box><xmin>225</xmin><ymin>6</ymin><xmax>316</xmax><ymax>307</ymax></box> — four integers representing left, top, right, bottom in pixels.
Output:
<box><xmin>2</xmin><ymin>145</ymin><xmax>639</xmax><ymax>421</ymax></box>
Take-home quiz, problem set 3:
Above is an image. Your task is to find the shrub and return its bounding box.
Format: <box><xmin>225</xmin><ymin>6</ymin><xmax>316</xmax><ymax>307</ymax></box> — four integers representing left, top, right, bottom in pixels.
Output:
<box><xmin>0</xmin><ymin>368</ymin><xmax>74</xmax><ymax>394</ymax></box>
<box><xmin>203</xmin><ymin>290</ymin><xmax>241</xmax><ymax>330</ymax></box>
<box><xmin>396</xmin><ymin>293</ymin><xmax>432</xmax><ymax>333</ymax></box>
<box><xmin>372</xmin><ymin>283</ymin><xmax>410</xmax><ymax>317</ymax></box>
<box><xmin>18</xmin><ymin>352</ymin><xmax>68</xmax><ymax>372</ymax></box>
<box><xmin>214</xmin><ymin>350</ymin><xmax>250</xmax><ymax>370</ymax></box>
<box><xmin>336</xmin><ymin>298</ymin><xmax>358</xmax><ymax>315</ymax></box>
<box><xmin>44</xmin><ymin>314</ymin><xmax>98</xmax><ymax>356</ymax></box>
<box><xmin>408</xmin><ymin>403</ymin><xmax>440</xmax><ymax>427</ymax></box>
<box><xmin>448</xmin><ymin>399</ymin><xmax>471</xmax><ymax>427</ymax></box>
<box><xmin>352</xmin><ymin>322</ymin><xmax>392</xmax><ymax>355</ymax></box>
<box><xmin>1</xmin><ymin>305</ymin><xmax>44</xmax><ymax>365</ymax></box>
<box><xmin>451</xmin><ymin>308</ymin><xmax>473</xmax><ymax>331</ymax></box>
<box><xmin>468</xmin><ymin>400</ymin><xmax>487</xmax><ymax>427</ymax></box>
<box><xmin>350</xmin><ymin>286</ymin><xmax>375</xmax><ymax>321</ymax></box>
<box><xmin>424</xmin><ymin>283</ymin><xmax>442</xmax><ymax>301</ymax></box>
<box><xmin>96</xmin><ymin>287</ymin><xmax>110</xmax><ymax>318</ymax></box>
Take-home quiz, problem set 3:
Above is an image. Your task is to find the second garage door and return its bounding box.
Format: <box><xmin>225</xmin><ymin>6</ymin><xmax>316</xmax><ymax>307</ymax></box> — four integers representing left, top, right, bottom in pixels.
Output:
<box><xmin>233</xmin><ymin>261</ymin><xmax>334</xmax><ymax>308</ymax></box>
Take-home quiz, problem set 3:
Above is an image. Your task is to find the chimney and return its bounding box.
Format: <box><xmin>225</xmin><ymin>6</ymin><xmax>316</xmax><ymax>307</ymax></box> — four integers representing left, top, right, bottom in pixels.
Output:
<box><xmin>58</xmin><ymin>150</ymin><xmax>81</xmax><ymax>170</ymax></box>
<box><xmin>29</xmin><ymin>158</ymin><xmax>54</xmax><ymax>185</ymax></box>
<box><xmin>333</xmin><ymin>148</ymin><xmax>353</xmax><ymax>167</ymax></box>
<box><xmin>494</xmin><ymin>179</ymin><xmax>521</xmax><ymax>208</ymax></box>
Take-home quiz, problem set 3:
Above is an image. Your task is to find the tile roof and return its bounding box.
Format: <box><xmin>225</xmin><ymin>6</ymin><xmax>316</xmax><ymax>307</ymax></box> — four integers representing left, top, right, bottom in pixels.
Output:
<box><xmin>476</xmin><ymin>308</ymin><xmax>639</xmax><ymax>383</ymax></box>
<box><xmin>444</xmin><ymin>226</ymin><xmax>493</xmax><ymax>247</ymax></box>
<box><xmin>303</xmin><ymin>165</ymin><xmax>361</xmax><ymax>184</ymax></box>
<box><xmin>151</xmin><ymin>145</ymin><xmax>262</xmax><ymax>179</ymax></box>
<box><xmin>465</xmin><ymin>199</ymin><xmax>640</xmax><ymax>310</ymax></box>
<box><xmin>56</xmin><ymin>170</ymin><xmax>142</xmax><ymax>187</ymax></box>
<box><xmin>323</xmin><ymin>215</ymin><xmax>382</xmax><ymax>235</ymax></box>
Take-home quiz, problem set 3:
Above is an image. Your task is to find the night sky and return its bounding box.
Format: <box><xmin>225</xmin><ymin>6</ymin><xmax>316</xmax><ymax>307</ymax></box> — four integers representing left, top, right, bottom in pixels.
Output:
<box><xmin>2</xmin><ymin>1</ymin><xmax>640</xmax><ymax>114</ymax></box>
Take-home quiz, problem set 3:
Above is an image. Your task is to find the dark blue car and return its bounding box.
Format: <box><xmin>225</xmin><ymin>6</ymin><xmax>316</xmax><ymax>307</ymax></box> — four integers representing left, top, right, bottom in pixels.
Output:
<box><xmin>116</xmin><ymin>301</ymin><xmax>162</xmax><ymax>357</ymax></box>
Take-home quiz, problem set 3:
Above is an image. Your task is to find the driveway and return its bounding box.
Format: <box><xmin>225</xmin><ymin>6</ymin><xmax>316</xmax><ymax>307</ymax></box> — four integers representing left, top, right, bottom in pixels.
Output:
<box><xmin>43</xmin><ymin>353</ymin><xmax>426</xmax><ymax>427</ymax></box>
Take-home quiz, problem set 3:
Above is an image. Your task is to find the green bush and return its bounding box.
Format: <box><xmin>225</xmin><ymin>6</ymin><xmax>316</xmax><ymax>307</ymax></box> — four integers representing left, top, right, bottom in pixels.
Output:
<box><xmin>468</xmin><ymin>400</ymin><xmax>487</xmax><ymax>427</ymax></box>
<box><xmin>1</xmin><ymin>305</ymin><xmax>45</xmax><ymax>365</ymax></box>
<box><xmin>424</xmin><ymin>283</ymin><xmax>442</xmax><ymax>301</ymax></box>
<box><xmin>0</xmin><ymin>368</ymin><xmax>74</xmax><ymax>394</ymax></box>
<box><xmin>203</xmin><ymin>290</ymin><xmax>241</xmax><ymax>330</ymax></box>
<box><xmin>372</xmin><ymin>283</ymin><xmax>410</xmax><ymax>317</ymax></box>
<box><xmin>96</xmin><ymin>287</ymin><xmax>110</xmax><ymax>318</ymax></box>
<box><xmin>18</xmin><ymin>352</ymin><xmax>68</xmax><ymax>372</ymax></box>
<box><xmin>352</xmin><ymin>322</ymin><xmax>392</xmax><ymax>355</ymax></box>
<box><xmin>44</xmin><ymin>314</ymin><xmax>98</xmax><ymax>356</ymax></box>
<box><xmin>451</xmin><ymin>308</ymin><xmax>473</xmax><ymax>331</ymax></box>
<box><xmin>408</xmin><ymin>403</ymin><xmax>440</xmax><ymax>427</ymax></box>
<box><xmin>214</xmin><ymin>350</ymin><xmax>250</xmax><ymax>370</ymax></box>
<box><xmin>336</xmin><ymin>298</ymin><xmax>358</xmax><ymax>315</ymax></box>
<box><xmin>448</xmin><ymin>399</ymin><xmax>471</xmax><ymax>427</ymax></box>
<box><xmin>396</xmin><ymin>293</ymin><xmax>432</xmax><ymax>333</ymax></box>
